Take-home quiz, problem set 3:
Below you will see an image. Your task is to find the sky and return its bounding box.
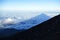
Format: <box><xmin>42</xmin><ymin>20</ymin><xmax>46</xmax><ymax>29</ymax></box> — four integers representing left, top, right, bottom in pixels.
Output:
<box><xmin>1</xmin><ymin>0</ymin><xmax>60</xmax><ymax>11</ymax></box>
<box><xmin>0</xmin><ymin>0</ymin><xmax>60</xmax><ymax>19</ymax></box>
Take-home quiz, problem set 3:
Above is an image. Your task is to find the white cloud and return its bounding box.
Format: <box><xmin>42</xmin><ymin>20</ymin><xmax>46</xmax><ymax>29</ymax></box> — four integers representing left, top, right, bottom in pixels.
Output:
<box><xmin>44</xmin><ymin>13</ymin><xmax>59</xmax><ymax>17</ymax></box>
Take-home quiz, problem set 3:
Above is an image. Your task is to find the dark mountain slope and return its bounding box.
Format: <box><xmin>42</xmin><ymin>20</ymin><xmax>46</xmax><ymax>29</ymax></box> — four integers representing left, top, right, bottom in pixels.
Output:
<box><xmin>0</xmin><ymin>28</ymin><xmax>22</xmax><ymax>38</ymax></box>
<box><xmin>0</xmin><ymin>14</ymin><xmax>60</xmax><ymax>40</ymax></box>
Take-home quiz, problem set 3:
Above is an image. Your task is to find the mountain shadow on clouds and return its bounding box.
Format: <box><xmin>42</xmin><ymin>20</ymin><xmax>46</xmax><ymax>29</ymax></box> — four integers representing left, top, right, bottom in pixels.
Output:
<box><xmin>0</xmin><ymin>13</ymin><xmax>50</xmax><ymax>38</ymax></box>
<box><xmin>10</xmin><ymin>13</ymin><xmax>50</xmax><ymax>30</ymax></box>
<box><xmin>0</xmin><ymin>14</ymin><xmax>60</xmax><ymax>40</ymax></box>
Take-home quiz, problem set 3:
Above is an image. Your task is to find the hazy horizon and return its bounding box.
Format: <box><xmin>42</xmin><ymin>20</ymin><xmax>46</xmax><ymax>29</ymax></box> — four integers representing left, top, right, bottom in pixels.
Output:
<box><xmin>0</xmin><ymin>0</ymin><xmax>60</xmax><ymax>20</ymax></box>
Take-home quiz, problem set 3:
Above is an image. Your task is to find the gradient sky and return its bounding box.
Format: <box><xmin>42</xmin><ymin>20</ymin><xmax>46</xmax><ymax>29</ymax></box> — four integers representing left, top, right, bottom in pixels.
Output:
<box><xmin>1</xmin><ymin>0</ymin><xmax>60</xmax><ymax>11</ymax></box>
<box><xmin>0</xmin><ymin>0</ymin><xmax>60</xmax><ymax>19</ymax></box>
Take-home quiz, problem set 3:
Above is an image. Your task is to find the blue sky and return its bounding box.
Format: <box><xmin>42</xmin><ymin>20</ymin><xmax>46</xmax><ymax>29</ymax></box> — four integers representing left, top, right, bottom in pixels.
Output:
<box><xmin>1</xmin><ymin>0</ymin><xmax>60</xmax><ymax>11</ymax></box>
<box><xmin>0</xmin><ymin>0</ymin><xmax>60</xmax><ymax>19</ymax></box>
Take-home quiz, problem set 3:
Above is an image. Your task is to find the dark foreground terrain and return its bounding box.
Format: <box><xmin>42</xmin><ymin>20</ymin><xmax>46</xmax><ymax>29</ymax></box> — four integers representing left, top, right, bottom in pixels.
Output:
<box><xmin>0</xmin><ymin>14</ymin><xmax>60</xmax><ymax>40</ymax></box>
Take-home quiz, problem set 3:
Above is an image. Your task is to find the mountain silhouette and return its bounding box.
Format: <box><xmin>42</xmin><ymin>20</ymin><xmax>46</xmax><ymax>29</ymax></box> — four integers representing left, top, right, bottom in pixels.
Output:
<box><xmin>0</xmin><ymin>14</ymin><xmax>60</xmax><ymax>40</ymax></box>
<box><xmin>0</xmin><ymin>28</ymin><xmax>22</xmax><ymax>38</ymax></box>
<box><xmin>9</xmin><ymin>13</ymin><xmax>50</xmax><ymax>30</ymax></box>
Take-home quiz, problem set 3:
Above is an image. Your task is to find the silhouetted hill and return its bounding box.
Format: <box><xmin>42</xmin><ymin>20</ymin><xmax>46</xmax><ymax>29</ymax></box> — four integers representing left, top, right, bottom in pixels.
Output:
<box><xmin>0</xmin><ymin>28</ymin><xmax>23</xmax><ymax>38</ymax></box>
<box><xmin>0</xmin><ymin>14</ymin><xmax>60</xmax><ymax>40</ymax></box>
